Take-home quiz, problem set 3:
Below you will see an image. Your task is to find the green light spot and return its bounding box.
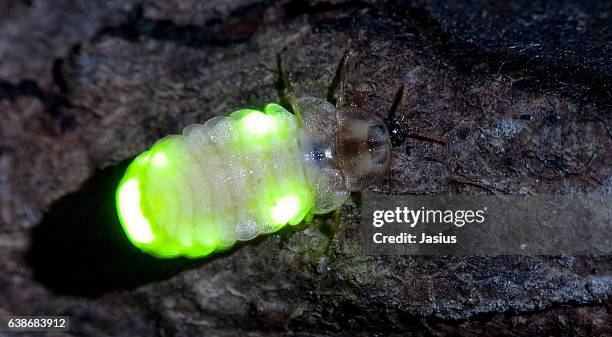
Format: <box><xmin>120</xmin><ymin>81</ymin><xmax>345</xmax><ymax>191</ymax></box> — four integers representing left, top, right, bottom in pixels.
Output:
<box><xmin>270</xmin><ymin>195</ymin><xmax>301</xmax><ymax>225</ymax></box>
<box><xmin>152</xmin><ymin>152</ymin><xmax>168</xmax><ymax>166</ymax></box>
<box><xmin>117</xmin><ymin>178</ymin><xmax>155</xmax><ymax>244</ymax></box>
<box><xmin>242</xmin><ymin>110</ymin><xmax>277</xmax><ymax>136</ymax></box>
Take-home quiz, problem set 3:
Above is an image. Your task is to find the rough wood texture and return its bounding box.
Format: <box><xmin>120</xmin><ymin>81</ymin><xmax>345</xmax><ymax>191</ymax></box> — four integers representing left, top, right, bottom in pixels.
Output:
<box><xmin>1</xmin><ymin>1</ymin><xmax>611</xmax><ymax>336</ymax></box>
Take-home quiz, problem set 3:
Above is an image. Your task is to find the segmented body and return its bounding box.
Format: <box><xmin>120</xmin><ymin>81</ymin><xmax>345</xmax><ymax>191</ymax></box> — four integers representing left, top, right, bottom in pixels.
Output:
<box><xmin>117</xmin><ymin>95</ymin><xmax>391</xmax><ymax>258</ymax></box>
<box><xmin>117</xmin><ymin>103</ymin><xmax>321</xmax><ymax>258</ymax></box>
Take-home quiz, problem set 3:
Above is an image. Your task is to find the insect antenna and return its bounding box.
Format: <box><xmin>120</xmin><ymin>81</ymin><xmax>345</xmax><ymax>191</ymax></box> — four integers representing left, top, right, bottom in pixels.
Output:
<box><xmin>385</xmin><ymin>84</ymin><xmax>448</xmax><ymax>146</ymax></box>
<box><xmin>406</xmin><ymin>131</ymin><xmax>448</xmax><ymax>145</ymax></box>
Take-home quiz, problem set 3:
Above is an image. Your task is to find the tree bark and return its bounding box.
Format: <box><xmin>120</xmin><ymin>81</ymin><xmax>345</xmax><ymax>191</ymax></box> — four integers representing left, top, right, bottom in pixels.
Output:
<box><xmin>1</xmin><ymin>1</ymin><xmax>611</xmax><ymax>336</ymax></box>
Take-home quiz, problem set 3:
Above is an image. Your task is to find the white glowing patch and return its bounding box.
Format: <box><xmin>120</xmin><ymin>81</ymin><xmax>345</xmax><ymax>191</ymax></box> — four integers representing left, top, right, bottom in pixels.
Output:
<box><xmin>270</xmin><ymin>195</ymin><xmax>300</xmax><ymax>224</ymax></box>
<box><xmin>118</xmin><ymin>178</ymin><xmax>154</xmax><ymax>244</ymax></box>
<box><xmin>152</xmin><ymin>152</ymin><xmax>168</xmax><ymax>166</ymax></box>
<box><xmin>243</xmin><ymin>111</ymin><xmax>276</xmax><ymax>135</ymax></box>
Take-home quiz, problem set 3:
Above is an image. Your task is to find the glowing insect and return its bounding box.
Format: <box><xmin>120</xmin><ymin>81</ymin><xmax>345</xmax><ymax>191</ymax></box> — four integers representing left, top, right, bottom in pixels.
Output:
<box><xmin>116</xmin><ymin>52</ymin><xmax>391</xmax><ymax>258</ymax></box>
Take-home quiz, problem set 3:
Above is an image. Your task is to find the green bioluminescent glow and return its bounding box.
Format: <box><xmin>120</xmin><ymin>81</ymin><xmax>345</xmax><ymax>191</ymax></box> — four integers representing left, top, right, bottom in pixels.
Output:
<box><xmin>270</xmin><ymin>195</ymin><xmax>301</xmax><ymax>224</ymax></box>
<box><xmin>242</xmin><ymin>110</ymin><xmax>277</xmax><ymax>136</ymax></box>
<box><xmin>116</xmin><ymin>104</ymin><xmax>314</xmax><ymax>258</ymax></box>
<box><xmin>116</xmin><ymin>178</ymin><xmax>154</xmax><ymax>244</ymax></box>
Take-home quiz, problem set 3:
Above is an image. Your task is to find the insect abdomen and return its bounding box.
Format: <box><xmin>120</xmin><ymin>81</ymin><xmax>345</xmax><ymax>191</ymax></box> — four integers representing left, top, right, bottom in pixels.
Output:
<box><xmin>117</xmin><ymin>104</ymin><xmax>314</xmax><ymax>258</ymax></box>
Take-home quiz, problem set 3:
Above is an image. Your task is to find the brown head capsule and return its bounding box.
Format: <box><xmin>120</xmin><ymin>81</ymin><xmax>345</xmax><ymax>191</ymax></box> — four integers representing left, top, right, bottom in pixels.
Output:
<box><xmin>335</xmin><ymin>106</ymin><xmax>391</xmax><ymax>191</ymax></box>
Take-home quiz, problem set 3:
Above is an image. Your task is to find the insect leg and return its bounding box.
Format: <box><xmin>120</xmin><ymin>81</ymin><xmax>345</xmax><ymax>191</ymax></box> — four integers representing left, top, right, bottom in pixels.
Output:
<box><xmin>331</xmin><ymin>49</ymin><xmax>354</xmax><ymax>109</ymax></box>
<box><xmin>276</xmin><ymin>53</ymin><xmax>302</xmax><ymax>123</ymax></box>
<box><xmin>305</xmin><ymin>210</ymin><xmax>314</xmax><ymax>224</ymax></box>
<box><xmin>333</xmin><ymin>207</ymin><xmax>341</xmax><ymax>233</ymax></box>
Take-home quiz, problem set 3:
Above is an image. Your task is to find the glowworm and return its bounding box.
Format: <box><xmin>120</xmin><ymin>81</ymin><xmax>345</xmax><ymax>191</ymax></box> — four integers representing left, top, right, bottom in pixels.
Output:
<box><xmin>116</xmin><ymin>95</ymin><xmax>391</xmax><ymax>258</ymax></box>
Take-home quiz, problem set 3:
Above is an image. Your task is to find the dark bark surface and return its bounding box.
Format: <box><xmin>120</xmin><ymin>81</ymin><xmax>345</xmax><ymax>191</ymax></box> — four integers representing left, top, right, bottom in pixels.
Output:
<box><xmin>1</xmin><ymin>1</ymin><xmax>611</xmax><ymax>336</ymax></box>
